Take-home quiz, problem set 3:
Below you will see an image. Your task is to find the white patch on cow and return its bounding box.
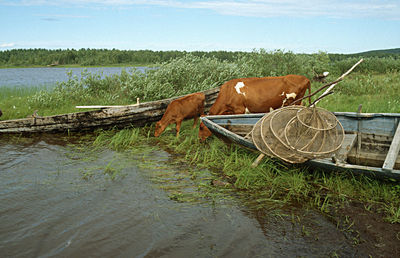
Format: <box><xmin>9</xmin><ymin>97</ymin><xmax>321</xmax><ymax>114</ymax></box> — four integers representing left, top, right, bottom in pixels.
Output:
<box><xmin>235</xmin><ymin>82</ymin><xmax>246</xmax><ymax>96</ymax></box>
<box><xmin>245</xmin><ymin>107</ymin><xmax>251</xmax><ymax>114</ymax></box>
<box><xmin>280</xmin><ymin>91</ymin><xmax>285</xmax><ymax>96</ymax></box>
<box><xmin>285</xmin><ymin>92</ymin><xmax>297</xmax><ymax>99</ymax></box>
<box><xmin>269</xmin><ymin>107</ymin><xmax>274</xmax><ymax>112</ymax></box>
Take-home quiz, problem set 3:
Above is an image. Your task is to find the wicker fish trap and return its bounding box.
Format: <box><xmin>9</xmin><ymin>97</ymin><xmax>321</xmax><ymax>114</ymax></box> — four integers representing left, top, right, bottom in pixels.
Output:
<box><xmin>251</xmin><ymin>106</ymin><xmax>344</xmax><ymax>164</ymax></box>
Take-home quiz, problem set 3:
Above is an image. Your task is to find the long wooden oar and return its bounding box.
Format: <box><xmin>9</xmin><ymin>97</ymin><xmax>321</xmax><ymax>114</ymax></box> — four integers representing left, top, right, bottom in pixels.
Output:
<box><xmin>76</xmin><ymin>98</ymin><xmax>140</xmax><ymax>109</ymax></box>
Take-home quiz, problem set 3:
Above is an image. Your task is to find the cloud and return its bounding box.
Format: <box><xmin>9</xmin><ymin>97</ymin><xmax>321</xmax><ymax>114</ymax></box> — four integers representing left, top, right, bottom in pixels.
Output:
<box><xmin>36</xmin><ymin>14</ymin><xmax>90</xmax><ymax>21</ymax></box>
<box><xmin>2</xmin><ymin>0</ymin><xmax>400</xmax><ymax>20</ymax></box>
<box><xmin>41</xmin><ymin>17</ymin><xmax>59</xmax><ymax>21</ymax></box>
<box><xmin>0</xmin><ymin>43</ymin><xmax>15</xmax><ymax>48</ymax></box>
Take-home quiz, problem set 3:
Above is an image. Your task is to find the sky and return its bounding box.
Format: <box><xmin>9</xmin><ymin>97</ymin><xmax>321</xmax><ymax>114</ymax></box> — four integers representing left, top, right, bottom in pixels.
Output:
<box><xmin>0</xmin><ymin>0</ymin><xmax>399</xmax><ymax>54</ymax></box>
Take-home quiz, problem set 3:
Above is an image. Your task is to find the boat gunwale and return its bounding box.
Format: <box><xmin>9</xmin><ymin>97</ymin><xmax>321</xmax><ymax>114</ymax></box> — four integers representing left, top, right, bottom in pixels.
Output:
<box><xmin>202</xmin><ymin>112</ymin><xmax>400</xmax><ymax>121</ymax></box>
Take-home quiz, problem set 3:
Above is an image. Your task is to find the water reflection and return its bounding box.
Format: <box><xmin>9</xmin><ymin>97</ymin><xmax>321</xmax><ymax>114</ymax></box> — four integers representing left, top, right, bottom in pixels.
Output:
<box><xmin>0</xmin><ymin>135</ymin><xmax>361</xmax><ymax>257</ymax></box>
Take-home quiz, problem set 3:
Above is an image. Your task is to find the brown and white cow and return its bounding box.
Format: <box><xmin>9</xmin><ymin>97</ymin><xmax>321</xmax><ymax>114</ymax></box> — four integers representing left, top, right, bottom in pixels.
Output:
<box><xmin>199</xmin><ymin>74</ymin><xmax>311</xmax><ymax>140</ymax></box>
<box><xmin>155</xmin><ymin>92</ymin><xmax>205</xmax><ymax>137</ymax></box>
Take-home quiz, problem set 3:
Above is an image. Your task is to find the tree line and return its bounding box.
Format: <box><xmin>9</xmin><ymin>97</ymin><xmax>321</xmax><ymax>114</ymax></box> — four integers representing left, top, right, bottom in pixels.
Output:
<box><xmin>0</xmin><ymin>48</ymin><xmax>246</xmax><ymax>67</ymax></box>
<box><xmin>1</xmin><ymin>48</ymin><xmax>399</xmax><ymax>72</ymax></box>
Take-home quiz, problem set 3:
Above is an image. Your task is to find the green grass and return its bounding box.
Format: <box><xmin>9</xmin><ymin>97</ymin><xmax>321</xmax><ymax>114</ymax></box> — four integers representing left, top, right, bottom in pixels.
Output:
<box><xmin>315</xmin><ymin>72</ymin><xmax>400</xmax><ymax>113</ymax></box>
<box><xmin>0</xmin><ymin>86</ymin><xmax>47</xmax><ymax>119</ymax></box>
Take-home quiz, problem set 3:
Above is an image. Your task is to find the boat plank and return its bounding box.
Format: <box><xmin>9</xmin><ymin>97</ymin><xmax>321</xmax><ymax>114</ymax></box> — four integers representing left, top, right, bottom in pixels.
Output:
<box><xmin>382</xmin><ymin>121</ymin><xmax>400</xmax><ymax>171</ymax></box>
<box><xmin>335</xmin><ymin>133</ymin><xmax>357</xmax><ymax>163</ymax></box>
<box><xmin>348</xmin><ymin>150</ymin><xmax>400</xmax><ymax>169</ymax></box>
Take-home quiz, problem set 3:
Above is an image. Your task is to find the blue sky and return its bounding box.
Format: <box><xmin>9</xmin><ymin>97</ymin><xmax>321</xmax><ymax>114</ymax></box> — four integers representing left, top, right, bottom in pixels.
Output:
<box><xmin>0</xmin><ymin>0</ymin><xmax>399</xmax><ymax>54</ymax></box>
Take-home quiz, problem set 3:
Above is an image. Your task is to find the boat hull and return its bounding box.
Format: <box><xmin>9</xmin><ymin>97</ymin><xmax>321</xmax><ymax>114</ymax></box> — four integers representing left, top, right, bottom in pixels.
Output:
<box><xmin>201</xmin><ymin>112</ymin><xmax>400</xmax><ymax>180</ymax></box>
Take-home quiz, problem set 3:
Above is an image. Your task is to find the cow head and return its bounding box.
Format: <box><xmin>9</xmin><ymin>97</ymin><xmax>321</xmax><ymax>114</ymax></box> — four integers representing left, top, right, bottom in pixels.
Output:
<box><xmin>198</xmin><ymin>122</ymin><xmax>212</xmax><ymax>141</ymax></box>
<box><xmin>154</xmin><ymin>121</ymin><xmax>165</xmax><ymax>137</ymax></box>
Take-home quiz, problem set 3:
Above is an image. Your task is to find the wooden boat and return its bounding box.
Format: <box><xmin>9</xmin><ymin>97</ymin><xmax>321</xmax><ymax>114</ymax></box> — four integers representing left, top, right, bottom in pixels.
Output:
<box><xmin>0</xmin><ymin>87</ymin><xmax>220</xmax><ymax>134</ymax></box>
<box><xmin>200</xmin><ymin>112</ymin><xmax>400</xmax><ymax>180</ymax></box>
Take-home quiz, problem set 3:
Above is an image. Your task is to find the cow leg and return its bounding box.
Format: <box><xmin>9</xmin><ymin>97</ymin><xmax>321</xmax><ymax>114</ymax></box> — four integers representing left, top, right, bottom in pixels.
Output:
<box><xmin>175</xmin><ymin>120</ymin><xmax>182</xmax><ymax>137</ymax></box>
<box><xmin>193</xmin><ymin>116</ymin><xmax>199</xmax><ymax>128</ymax></box>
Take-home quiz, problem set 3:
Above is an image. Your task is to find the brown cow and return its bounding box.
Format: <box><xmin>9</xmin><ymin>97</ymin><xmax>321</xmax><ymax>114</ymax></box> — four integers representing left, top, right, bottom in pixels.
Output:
<box><xmin>155</xmin><ymin>92</ymin><xmax>205</xmax><ymax>137</ymax></box>
<box><xmin>199</xmin><ymin>74</ymin><xmax>311</xmax><ymax>140</ymax></box>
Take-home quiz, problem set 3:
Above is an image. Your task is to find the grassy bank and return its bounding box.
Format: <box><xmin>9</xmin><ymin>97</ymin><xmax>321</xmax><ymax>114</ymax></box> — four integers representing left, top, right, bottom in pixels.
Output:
<box><xmin>90</xmin><ymin>121</ymin><xmax>400</xmax><ymax>224</ymax></box>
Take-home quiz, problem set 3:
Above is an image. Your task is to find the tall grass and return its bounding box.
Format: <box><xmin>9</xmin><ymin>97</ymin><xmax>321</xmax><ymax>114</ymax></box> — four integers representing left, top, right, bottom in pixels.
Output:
<box><xmin>0</xmin><ymin>86</ymin><xmax>45</xmax><ymax>119</ymax></box>
<box><xmin>316</xmin><ymin>72</ymin><xmax>400</xmax><ymax>113</ymax></box>
<box><xmin>1</xmin><ymin>50</ymin><xmax>399</xmax><ymax>119</ymax></box>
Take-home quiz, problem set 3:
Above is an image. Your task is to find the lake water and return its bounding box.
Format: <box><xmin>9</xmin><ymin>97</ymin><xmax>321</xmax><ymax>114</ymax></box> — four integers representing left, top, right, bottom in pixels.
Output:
<box><xmin>0</xmin><ymin>134</ymin><xmax>363</xmax><ymax>257</ymax></box>
<box><xmin>0</xmin><ymin>67</ymin><xmax>147</xmax><ymax>88</ymax></box>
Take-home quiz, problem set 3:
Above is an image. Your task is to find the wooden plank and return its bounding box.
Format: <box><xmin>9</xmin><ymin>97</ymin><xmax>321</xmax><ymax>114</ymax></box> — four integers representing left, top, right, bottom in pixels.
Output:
<box><xmin>383</xmin><ymin>121</ymin><xmax>400</xmax><ymax>171</ymax></box>
<box><xmin>335</xmin><ymin>133</ymin><xmax>357</xmax><ymax>163</ymax></box>
<box><xmin>75</xmin><ymin>104</ymin><xmax>139</xmax><ymax>109</ymax></box>
<box><xmin>307</xmin><ymin>158</ymin><xmax>400</xmax><ymax>180</ymax></box>
<box><xmin>347</xmin><ymin>150</ymin><xmax>400</xmax><ymax>169</ymax></box>
<box><xmin>76</xmin><ymin>98</ymin><xmax>140</xmax><ymax>109</ymax></box>
<box><xmin>251</xmin><ymin>153</ymin><xmax>265</xmax><ymax>167</ymax></box>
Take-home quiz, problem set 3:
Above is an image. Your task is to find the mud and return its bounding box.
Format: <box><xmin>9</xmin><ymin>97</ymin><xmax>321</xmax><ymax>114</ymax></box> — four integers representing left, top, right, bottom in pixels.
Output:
<box><xmin>332</xmin><ymin>201</ymin><xmax>400</xmax><ymax>257</ymax></box>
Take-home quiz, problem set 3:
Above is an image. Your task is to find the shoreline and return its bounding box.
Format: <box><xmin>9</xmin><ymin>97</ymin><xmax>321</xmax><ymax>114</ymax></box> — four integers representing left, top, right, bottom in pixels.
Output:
<box><xmin>0</xmin><ymin>63</ymin><xmax>155</xmax><ymax>69</ymax></box>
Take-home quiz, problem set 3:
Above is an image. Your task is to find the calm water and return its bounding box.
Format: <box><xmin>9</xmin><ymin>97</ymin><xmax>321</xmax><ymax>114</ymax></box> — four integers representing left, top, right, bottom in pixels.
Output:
<box><xmin>0</xmin><ymin>134</ymin><xmax>362</xmax><ymax>257</ymax></box>
<box><xmin>0</xmin><ymin>67</ymin><xmax>147</xmax><ymax>88</ymax></box>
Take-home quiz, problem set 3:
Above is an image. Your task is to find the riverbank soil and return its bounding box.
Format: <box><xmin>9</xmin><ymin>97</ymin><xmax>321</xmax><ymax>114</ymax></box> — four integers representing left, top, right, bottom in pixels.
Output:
<box><xmin>332</xmin><ymin>201</ymin><xmax>400</xmax><ymax>257</ymax></box>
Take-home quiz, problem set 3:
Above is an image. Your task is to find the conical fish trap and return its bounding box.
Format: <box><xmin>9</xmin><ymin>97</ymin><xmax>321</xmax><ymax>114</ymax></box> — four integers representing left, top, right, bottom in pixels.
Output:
<box><xmin>251</xmin><ymin>106</ymin><xmax>344</xmax><ymax>163</ymax></box>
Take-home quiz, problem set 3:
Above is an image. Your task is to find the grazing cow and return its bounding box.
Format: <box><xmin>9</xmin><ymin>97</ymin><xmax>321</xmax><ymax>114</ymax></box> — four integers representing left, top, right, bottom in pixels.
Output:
<box><xmin>199</xmin><ymin>74</ymin><xmax>311</xmax><ymax>140</ymax></box>
<box><xmin>155</xmin><ymin>92</ymin><xmax>205</xmax><ymax>137</ymax></box>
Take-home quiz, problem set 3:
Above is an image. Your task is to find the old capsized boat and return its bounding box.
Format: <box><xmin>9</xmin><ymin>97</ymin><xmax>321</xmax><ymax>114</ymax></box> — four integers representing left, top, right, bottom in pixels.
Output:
<box><xmin>0</xmin><ymin>87</ymin><xmax>219</xmax><ymax>134</ymax></box>
<box><xmin>200</xmin><ymin>112</ymin><xmax>400</xmax><ymax>180</ymax></box>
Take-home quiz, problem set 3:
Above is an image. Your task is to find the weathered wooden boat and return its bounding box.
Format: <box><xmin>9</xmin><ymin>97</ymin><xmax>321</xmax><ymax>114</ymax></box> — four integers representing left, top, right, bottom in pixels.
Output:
<box><xmin>200</xmin><ymin>112</ymin><xmax>400</xmax><ymax>180</ymax></box>
<box><xmin>0</xmin><ymin>87</ymin><xmax>220</xmax><ymax>133</ymax></box>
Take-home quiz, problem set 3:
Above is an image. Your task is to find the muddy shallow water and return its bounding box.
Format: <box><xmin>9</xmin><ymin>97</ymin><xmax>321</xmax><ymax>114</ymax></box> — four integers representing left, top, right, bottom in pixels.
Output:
<box><xmin>0</xmin><ymin>134</ymin><xmax>367</xmax><ymax>257</ymax></box>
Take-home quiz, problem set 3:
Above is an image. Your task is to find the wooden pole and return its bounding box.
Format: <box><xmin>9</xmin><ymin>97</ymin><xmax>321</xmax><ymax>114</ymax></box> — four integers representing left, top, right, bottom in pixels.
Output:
<box><xmin>251</xmin><ymin>153</ymin><xmax>265</xmax><ymax>167</ymax></box>
<box><xmin>312</xmin><ymin>59</ymin><xmax>363</xmax><ymax>107</ymax></box>
<box><xmin>76</xmin><ymin>98</ymin><xmax>140</xmax><ymax>109</ymax></box>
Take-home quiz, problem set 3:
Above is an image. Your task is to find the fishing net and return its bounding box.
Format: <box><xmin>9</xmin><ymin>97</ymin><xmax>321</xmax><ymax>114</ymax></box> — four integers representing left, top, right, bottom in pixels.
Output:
<box><xmin>251</xmin><ymin>106</ymin><xmax>344</xmax><ymax>164</ymax></box>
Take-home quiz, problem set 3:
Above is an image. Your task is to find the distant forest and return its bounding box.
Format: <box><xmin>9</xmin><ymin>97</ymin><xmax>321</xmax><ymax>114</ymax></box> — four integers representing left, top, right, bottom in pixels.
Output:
<box><xmin>0</xmin><ymin>49</ymin><xmax>246</xmax><ymax>67</ymax></box>
<box><xmin>0</xmin><ymin>48</ymin><xmax>399</xmax><ymax>67</ymax></box>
